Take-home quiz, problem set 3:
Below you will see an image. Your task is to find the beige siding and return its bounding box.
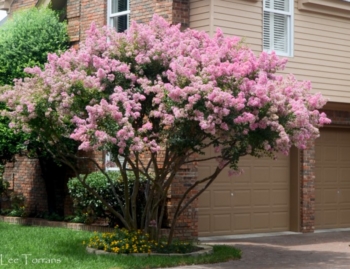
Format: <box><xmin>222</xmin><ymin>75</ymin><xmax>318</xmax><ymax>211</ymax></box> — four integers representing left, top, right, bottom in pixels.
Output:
<box><xmin>190</xmin><ymin>0</ymin><xmax>211</xmax><ymax>33</ymax></box>
<box><xmin>189</xmin><ymin>0</ymin><xmax>350</xmax><ymax>103</ymax></box>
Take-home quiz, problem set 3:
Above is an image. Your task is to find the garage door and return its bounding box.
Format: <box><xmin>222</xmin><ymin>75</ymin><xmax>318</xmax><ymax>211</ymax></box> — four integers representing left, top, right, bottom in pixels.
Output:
<box><xmin>198</xmin><ymin>147</ymin><xmax>290</xmax><ymax>236</ymax></box>
<box><xmin>315</xmin><ymin>128</ymin><xmax>350</xmax><ymax>229</ymax></box>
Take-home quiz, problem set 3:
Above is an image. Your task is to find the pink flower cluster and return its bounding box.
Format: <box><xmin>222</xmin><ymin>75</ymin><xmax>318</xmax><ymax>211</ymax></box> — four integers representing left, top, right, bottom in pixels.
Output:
<box><xmin>0</xmin><ymin>15</ymin><xmax>331</xmax><ymax>162</ymax></box>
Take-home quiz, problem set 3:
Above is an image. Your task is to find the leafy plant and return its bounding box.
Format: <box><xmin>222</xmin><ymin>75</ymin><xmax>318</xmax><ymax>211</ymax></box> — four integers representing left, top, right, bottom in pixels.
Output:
<box><xmin>0</xmin><ymin>7</ymin><xmax>69</xmax><ymax>86</ymax></box>
<box><xmin>68</xmin><ymin>171</ymin><xmax>147</xmax><ymax>227</ymax></box>
<box><xmin>64</xmin><ymin>213</ymin><xmax>89</xmax><ymax>223</ymax></box>
<box><xmin>1</xmin><ymin>192</ymin><xmax>26</xmax><ymax>217</ymax></box>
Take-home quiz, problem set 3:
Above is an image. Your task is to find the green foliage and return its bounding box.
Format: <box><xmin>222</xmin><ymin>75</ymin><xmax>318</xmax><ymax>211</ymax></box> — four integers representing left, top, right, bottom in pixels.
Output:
<box><xmin>64</xmin><ymin>213</ymin><xmax>89</xmax><ymax>223</ymax></box>
<box><xmin>1</xmin><ymin>192</ymin><xmax>26</xmax><ymax>217</ymax></box>
<box><xmin>0</xmin><ymin>103</ymin><xmax>29</xmax><ymax>164</ymax></box>
<box><xmin>68</xmin><ymin>171</ymin><xmax>147</xmax><ymax>227</ymax></box>
<box><xmin>0</xmin><ymin>7</ymin><xmax>69</xmax><ymax>85</ymax></box>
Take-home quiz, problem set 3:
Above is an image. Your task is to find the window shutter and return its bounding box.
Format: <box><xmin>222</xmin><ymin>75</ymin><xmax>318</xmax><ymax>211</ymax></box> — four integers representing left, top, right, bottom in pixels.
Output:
<box><xmin>272</xmin><ymin>13</ymin><xmax>288</xmax><ymax>52</ymax></box>
<box><xmin>263</xmin><ymin>0</ymin><xmax>291</xmax><ymax>55</ymax></box>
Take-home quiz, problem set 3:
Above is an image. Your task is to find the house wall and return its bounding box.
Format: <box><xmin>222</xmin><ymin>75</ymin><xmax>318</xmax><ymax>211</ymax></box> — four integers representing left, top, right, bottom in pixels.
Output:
<box><xmin>195</xmin><ymin>0</ymin><xmax>350</xmax><ymax>104</ymax></box>
<box><xmin>7</xmin><ymin>0</ymin><xmax>36</xmax><ymax>12</ymax></box>
<box><xmin>189</xmin><ymin>0</ymin><xmax>210</xmax><ymax>33</ymax></box>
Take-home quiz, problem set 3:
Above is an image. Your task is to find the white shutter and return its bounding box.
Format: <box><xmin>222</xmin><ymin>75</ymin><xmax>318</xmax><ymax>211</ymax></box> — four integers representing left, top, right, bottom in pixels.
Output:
<box><xmin>272</xmin><ymin>13</ymin><xmax>288</xmax><ymax>53</ymax></box>
<box><xmin>263</xmin><ymin>0</ymin><xmax>292</xmax><ymax>56</ymax></box>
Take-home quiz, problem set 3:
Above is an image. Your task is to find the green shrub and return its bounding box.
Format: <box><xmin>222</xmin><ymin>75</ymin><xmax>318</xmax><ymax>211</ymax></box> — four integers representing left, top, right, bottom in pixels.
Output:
<box><xmin>0</xmin><ymin>7</ymin><xmax>69</xmax><ymax>85</ymax></box>
<box><xmin>68</xmin><ymin>171</ymin><xmax>147</xmax><ymax>227</ymax></box>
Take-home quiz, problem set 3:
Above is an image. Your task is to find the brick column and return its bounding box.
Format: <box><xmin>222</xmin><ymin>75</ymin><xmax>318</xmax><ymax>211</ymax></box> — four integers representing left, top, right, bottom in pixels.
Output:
<box><xmin>300</xmin><ymin>140</ymin><xmax>315</xmax><ymax>232</ymax></box>
<box><xmin>166</xmin><ymin>159</ymin><xmax>198</xmax><ymax>240</ymax></box>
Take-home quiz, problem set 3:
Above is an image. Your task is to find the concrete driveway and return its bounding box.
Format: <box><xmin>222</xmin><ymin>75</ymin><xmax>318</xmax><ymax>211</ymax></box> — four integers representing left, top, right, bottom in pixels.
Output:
<box><xmin>167</xmin><ymin>229</ymin><xmax>350</xmax><ymax>269</ymax></box>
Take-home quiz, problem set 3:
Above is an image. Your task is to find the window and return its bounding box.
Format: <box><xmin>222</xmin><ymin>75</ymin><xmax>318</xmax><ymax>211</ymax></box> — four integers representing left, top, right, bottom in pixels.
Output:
<box><xmin>105</xmin><ymin>152</ymin><xmax>126</xmax><ymax>171</ymax></box>
<box><xmin>263</xmin><ymin>0</ymin><xmax>293</xmax><ymax>57</ymax></box>
<box><xmin>107</xmin><ymin>0</ymin><xmax>129</xmax><ymax>33</ymax></box>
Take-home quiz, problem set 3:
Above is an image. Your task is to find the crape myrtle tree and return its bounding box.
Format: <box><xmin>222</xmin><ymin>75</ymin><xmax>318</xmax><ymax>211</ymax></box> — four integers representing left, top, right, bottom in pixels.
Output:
<box><xmin>0</xmin><ymin>15</ymin><xmax>331</xmax><ymax>243</ymax></box>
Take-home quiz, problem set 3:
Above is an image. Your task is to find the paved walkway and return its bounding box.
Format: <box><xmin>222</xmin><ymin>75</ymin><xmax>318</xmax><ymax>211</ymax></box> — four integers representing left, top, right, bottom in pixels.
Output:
<box><xmin>165</xmin><ymin>230</ymin><xmax>350</xmax><ymax>269</ymax></box>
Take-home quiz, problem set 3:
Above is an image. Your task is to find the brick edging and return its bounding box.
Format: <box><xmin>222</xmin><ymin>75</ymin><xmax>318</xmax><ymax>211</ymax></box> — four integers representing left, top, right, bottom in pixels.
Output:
<box><xmin>86</xmin><ymin>244</ymin><xmax>213</xmax><ymax>257</ymax></box>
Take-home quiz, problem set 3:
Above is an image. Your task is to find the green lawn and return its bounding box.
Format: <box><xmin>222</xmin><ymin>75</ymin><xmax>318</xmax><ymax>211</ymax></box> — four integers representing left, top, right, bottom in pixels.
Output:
<box><xmin>0</xmin><ymin>222</ymin><xmax>241</xmax><ymax>269</ymax></box>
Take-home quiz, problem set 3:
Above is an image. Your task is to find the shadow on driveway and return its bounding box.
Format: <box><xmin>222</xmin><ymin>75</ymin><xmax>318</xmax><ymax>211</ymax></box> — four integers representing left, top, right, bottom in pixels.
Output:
<box><xmin>170</xmin><ymin>231</ymin><xmax>350</xmax><ymax>269</ymax></box>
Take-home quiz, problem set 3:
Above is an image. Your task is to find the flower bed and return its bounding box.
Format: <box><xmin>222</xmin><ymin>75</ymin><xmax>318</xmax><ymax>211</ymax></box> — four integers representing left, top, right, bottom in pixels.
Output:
<box><xmin>85</xmin><ymin>226</ymin><xmax>212</xmax><ymax>256</ymax></box>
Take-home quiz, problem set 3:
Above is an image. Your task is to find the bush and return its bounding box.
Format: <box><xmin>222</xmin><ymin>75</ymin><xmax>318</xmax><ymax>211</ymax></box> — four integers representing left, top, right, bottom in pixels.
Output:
<box><xmin>0</xmin><ymin>7</ymin><xmax>69</xmax><ymax>85</ymax></box>
<box><xmin>68</xmin><ymin>171</ymin><xmax>147</xmax><ymax>227</ymax></box>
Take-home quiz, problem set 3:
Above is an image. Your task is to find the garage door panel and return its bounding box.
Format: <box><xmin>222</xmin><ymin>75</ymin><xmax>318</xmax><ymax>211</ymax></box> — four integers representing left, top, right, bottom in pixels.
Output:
<box><xmin>233</xmin><ymin>190</ymin><xmax>251</xmax><ymax>207</ymax></box>
<box><xmin>323</xmin><ymin>146</ymin><xmax>338</xmax><ymax>162</ymax></box>
<box><xmin>252</xmin><ymin>213</ymin><xmax>270</xmax><ymax>229</ymax></box>
<box><xmin>272</xmin><ymin>211</ymin><xmax>289</xmax><ymax>228</ymax></box>
<box><xmin>198</xmin><ymin>215</ymin><xmax>210</xmax><ymax>234</ymax></box>
<box><xmin>315</xmin><ymin>210</ymin><xmax>323</xmax><ymax>227</ymax></box>
<box><xmin>339</xmin><ymin>189</ymin><xmax>350</xmax><ymax>204</ymax></box>
<box><xmin>323</xmin><ymin>210</ymin><xmax>338</xmax><ymax>226</ymax></box>
<box><xmin>234</xmin><ymin>213</ymin><xmax>251</xmax><ymax>232</ymax></box>
<box><xmin>271</xmin><ymin>167</ymin><xmax>289</xmax><ymax>183</ymax></box>
<box><xmin>253</xmin><ymin>190</ymin><xmax>270</xmax><ymax>206</ymax></box>
<box><xmin>339</xmin><ymin>169</ymin><xmax>350</xmax><ymax>183</ymax></box>
<box><xmin>339</xmin><ymin>209</ymin><xmax>350</xmax><ymax>225</ymax></box>
<box><xmin>323</xmin><ymin>168</ymin><xmax>338</xmax><ymax>184</ymax></box>
<box><xmin>213</xmin><ymin>190</ymin><xmax>231</xmax><ymax>208</ymax></box>
<box><xmin>315</xmin><ymin>188</ymin><xmax>324</xmax><ymax>205</ymax></box>
<box><xmin>213</xmin><ymin>214</ymin><xmax>231</xmax><ymax>232</ymax></box>
<box><xmin>272</xmin><ymin>189</ymin><xmax>289</xmax><ymax>205</ymax></box>
<box><xmin>316</xmin><ymin>168</ymin><xmax>339</xmax><ymax>185</ymax></box>
<box><xmin>252</xmin><ymin>167</ymin><xmax>270</xmax><ymax>183</ymax></box>
<box><xmin>340</xmin><ymin>147</ymin><xmax>350</xmax><ymax>162</ymax></box>
<box><xmin>323</xmin><ymin>189</ymin><xmax>338</xmax><ymax>204</ymax></box>
<box><xmin>198</xmin><ymin>190</ymin><xmax>211</xmax><ymax>208</ymax></box>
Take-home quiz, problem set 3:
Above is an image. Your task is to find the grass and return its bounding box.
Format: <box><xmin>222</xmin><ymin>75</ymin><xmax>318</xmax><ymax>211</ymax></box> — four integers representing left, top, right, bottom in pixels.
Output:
<box><xmin>0</xmin><ymin>222</ymin><xmax>241</xmax><ymax>269</ymax></box>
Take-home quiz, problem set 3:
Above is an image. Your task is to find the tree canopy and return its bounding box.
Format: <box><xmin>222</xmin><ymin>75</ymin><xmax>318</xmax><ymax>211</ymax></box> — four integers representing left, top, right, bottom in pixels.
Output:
<box><xmin>0</xmin><ymin>15</ymin><xmax>331</xmax><ymax>242</ymax></box>
<box><xmin>0</xmin><ymin>7</ymin><xmax>69</xmax><ymax>86</ymax></box>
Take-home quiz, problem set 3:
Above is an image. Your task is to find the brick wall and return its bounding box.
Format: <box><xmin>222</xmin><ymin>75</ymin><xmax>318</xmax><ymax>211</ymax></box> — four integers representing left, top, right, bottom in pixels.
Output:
<box><xmin>2</xmin><ymin>155</ymin><xmax>48</xmax><ymax>215</ymax></box>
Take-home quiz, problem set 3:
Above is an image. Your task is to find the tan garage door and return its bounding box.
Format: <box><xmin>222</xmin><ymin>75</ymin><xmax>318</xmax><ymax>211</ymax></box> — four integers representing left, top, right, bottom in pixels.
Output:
<box><xmin>198</xmin><ymin>147</ymin><xmax>290</xmax><ymax>236</ymax></box>
<box><xmin>315</xmin><ymin>128</ymin><xmax>350</xmax><ymax>229</ymax></box>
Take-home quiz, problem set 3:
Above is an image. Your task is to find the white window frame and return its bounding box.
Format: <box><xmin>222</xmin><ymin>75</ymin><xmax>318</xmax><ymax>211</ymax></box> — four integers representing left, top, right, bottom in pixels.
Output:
<box><xmin>105</xmin><ymin>152</ymin><xmax>127</xmax><ymax>171</ymax></box>
<box><xmin>107</xmin><ymin>0</ymin><xmax>130</xmax><ymax>32</ymax></box>
<box><xmin>263</xmin><ymin>0</ymin><xmax>294</xmax><ymax>57</ymax></box>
